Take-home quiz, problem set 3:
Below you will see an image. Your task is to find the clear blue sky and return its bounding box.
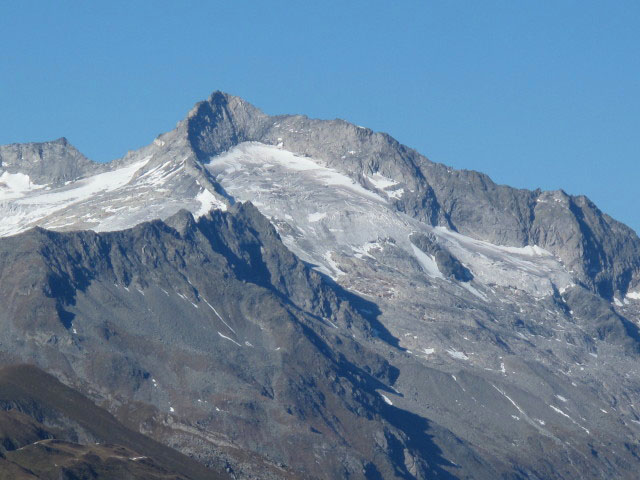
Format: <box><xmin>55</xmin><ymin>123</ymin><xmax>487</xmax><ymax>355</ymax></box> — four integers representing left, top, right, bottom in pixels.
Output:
<box><xmin>1</xmin><ymin>1</ymin><xmax>638</xmax><ymax>233</ymax></box>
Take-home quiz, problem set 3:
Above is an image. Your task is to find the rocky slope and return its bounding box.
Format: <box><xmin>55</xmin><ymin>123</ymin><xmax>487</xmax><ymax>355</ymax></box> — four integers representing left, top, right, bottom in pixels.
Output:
<box><xmin>1</xmin><ymin>92</ymin><xmax>640</xmax><ymax>478</ymax></box>
<box><xmin>0</xmin><ymin>365</ymin><xmax>223</xmax><ymax>480</ymax></box>
<box><xmin>0</xmin><ymin>204</ymin><xmax>481</xmax><ymax>478</ymax></box>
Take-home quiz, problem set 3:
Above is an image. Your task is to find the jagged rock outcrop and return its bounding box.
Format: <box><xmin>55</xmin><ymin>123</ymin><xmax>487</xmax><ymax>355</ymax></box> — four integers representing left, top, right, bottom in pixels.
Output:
<box><xmin>0</xmin><ymin>137</ymin><xmax>103</xmax><ymax>187</ymax></box>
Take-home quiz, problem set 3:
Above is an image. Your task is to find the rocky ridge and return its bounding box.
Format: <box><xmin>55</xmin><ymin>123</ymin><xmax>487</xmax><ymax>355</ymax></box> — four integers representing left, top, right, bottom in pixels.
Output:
<box><xmin>184</xmin><ymin>92</ymin><xmax>640</xmax><ymax>301</ymax></box>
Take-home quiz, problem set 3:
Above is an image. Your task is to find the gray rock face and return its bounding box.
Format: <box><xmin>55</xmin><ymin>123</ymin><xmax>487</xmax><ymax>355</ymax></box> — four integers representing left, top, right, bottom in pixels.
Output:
<box><xmin>562</xmin><ymin>286</ymin><xmax>640</xmax><ymax>354</ymax></box>
<box><xmin>0</xmin><ymin>137</ymin><xmax>103</xmax><ymax>187</ymax></box>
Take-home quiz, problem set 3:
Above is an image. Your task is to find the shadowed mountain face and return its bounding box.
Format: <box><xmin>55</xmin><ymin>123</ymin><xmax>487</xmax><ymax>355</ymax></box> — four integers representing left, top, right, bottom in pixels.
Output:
<box><xmin>1</xmin><ymin>92</ymin><xmax>640</xmax><ymax>479</ymax></box>
<box><xmin>0</xmin><ymin>204</ymin><xmax>480</xmax><ymax>479</ymax></box>
<box><xmin>0</xmin><ymin>365</ymin><xmax>222</xmax><ymax>480</ymax></box>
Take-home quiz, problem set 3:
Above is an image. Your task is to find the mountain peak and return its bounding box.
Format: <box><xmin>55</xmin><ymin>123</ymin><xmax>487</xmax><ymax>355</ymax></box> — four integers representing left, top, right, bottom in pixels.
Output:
<box><xmin>0</xmin><ymin>137</ymin><xmax>98</xmax><ymax>186</ymax></box>
<box><xmin>176</xmin><ymin>91</ymin><xmax>640</xmax><ymax>298</ymax></box>
<box><xmin>206</xmin><ymin>90</ymin><xmax>242</xmax><ymax>106</ymax></box>
<box><xmin>185</xmin><ymin>91</ymin><xmax>269</xmax><ymax>160</ymax></box>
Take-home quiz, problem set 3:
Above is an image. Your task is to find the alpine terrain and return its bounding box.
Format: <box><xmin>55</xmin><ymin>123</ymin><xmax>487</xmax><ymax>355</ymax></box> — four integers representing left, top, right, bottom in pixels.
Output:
<box><xmin>1</xmin><ymin>91</ymin><xmax>640</xmax><ymax>479</ymax></box>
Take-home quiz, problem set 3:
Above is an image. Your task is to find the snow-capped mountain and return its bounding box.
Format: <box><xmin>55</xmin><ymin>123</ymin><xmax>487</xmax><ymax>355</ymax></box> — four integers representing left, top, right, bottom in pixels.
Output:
<box><xmin>1</xmin><ymin>92</ymin><xmax>640</xmax><ymax>479</ymax></box>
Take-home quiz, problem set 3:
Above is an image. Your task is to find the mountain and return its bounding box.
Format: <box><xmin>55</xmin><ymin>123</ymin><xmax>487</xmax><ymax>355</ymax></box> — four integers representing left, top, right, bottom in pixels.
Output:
<box><xmin>1</xmin><ymin>91</ymin><xmax>640</xmax><ymax>478</ymax></box>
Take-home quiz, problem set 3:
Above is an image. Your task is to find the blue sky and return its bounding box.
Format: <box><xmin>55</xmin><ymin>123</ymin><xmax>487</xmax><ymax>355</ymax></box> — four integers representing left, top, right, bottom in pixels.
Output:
<box><xmin>1</xmin><ymin>1</ymin><xmax>638</xmax><ymax>232</ymax></box>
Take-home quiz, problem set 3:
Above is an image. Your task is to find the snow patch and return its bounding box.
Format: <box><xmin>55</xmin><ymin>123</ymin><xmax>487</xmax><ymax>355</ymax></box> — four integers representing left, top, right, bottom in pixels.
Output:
<box><xmin>411</xmin><ymin>244</ymin><xmax>443</xmax><ymax>279</ymax></box>
<box><xmin>460</xmin><ymin>282</ymin><xmax>488</xmax><ymax>301</ymax></box>
<box><xmin>550</xmin><ymin>405</ymin><xmax>570</xmax><ymax>418</ymax></box>
<box><xmin>365</xmin><ymin>173</ymin><xmax>404</xmax><ymax>199</ymax></box>
<box><xmin>549</xmin><ymin>405</ymin><xmax>590</xmax><ymax>434</ymax></box>
<box><xmin>210</xmin><ymin>143</ymin><xmax>386</xmax><ymax>203</ymax></box>
<box><xmin>352</xmin><ymin>241</ymin><xmax>382</xmax><ymax>259</ymax></box>
<box><xmin>0</xmin><ymin>171</ymin><xmax>46</xmax><ymax>200</ymax></box>
<box><xmin>387</xmin><ymin>188</ymin><xmax>404</xmax><ymax>200</ymax></box>
<box><xmin>195</xmin><ymin>188</ymin><xmax>227</xmax><ymax>217</ymax></box>
<box><xmin>218</xmin><ymin>331</ymin><xmax>242</xmax><ymax>347</ymax></box>
<box><xmin>446</xmin><ymin>349</ymin><xmax>469</xmax><ymax>360</ymax></box>
<box><xmin>626</xmin><ymin>290</ymin><xmax>640</xmax><ymax>301</ymax></box>
<box><xmin>0</xmin><ymin>156</ymin><xmax>152</xmax><ymax>237</ymax></box>
<box><xmin>366</xmin><ymin>173</ymin><xmax>398</xmax><ymax>190</ymax></box>
<box><xmin>559</xmin><ymin>284</ymin><xmax>575</xmax><ymax>294</ymax></box>
<box><xmin>308</xmin><ymin>212</ymin><xmax>327</xmax><ymax>222</ymax></box>
<box><xmin>204</xmin><ymin>299</ymin><xmax>236</xmax><ymax>334</ymax></box>
<box><xmin>322</xmin><ymin>251</ymin><xmax>345</xmax><ymax>278</ymax></box>
<box><xmin>22</xmin><ymin>157</ymin><xmax>150</xmax><ymax>207</ymax></box>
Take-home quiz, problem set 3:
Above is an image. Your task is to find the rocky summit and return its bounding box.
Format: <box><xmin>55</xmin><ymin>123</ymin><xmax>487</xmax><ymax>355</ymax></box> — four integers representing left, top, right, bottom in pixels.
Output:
<box><xmin>1</xmin><ymin>91</ymin><xmax>640</xmax><ymax>479</ymax></box>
